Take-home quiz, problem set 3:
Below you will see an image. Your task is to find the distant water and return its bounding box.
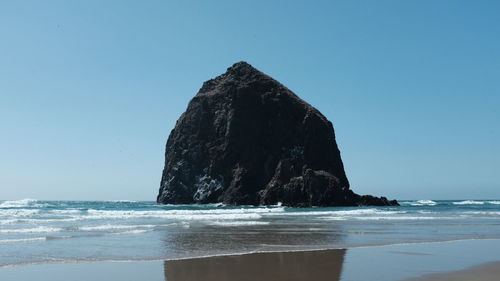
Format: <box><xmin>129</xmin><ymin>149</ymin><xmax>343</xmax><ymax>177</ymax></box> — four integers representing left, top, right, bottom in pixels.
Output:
<box><xmin>1</xmin><ymin>199</ymin><xmax>500</xmax><ymax>267</ymax></box>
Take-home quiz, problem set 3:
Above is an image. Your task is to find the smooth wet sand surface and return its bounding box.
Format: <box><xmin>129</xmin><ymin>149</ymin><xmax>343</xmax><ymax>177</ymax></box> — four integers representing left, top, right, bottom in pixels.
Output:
<box><xmin>1</xmin><ymin>239</ymin><xmax>499</xmax><ymax>281</ymax></box>
<box><xmin>403</xmin><ymin>261</ymin><xmax>500</xmax><ymax>281</ymax></box>
<box><xmin>164</xmin><ymin>249</ymin><xmax>345</xmax><ymax>281</ymax></box>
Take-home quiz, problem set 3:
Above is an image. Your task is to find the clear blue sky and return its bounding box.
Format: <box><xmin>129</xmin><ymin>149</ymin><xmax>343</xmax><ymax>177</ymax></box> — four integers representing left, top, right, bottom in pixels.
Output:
<box><xmin>1</xmin><ymin>1</ymin><xmax>498</xmax><ymax>201</ymax></box>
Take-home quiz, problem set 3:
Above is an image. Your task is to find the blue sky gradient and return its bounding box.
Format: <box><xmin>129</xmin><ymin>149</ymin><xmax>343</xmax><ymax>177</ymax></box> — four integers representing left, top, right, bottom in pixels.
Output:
<box><xmin>1</xmin><ymin>1</ymin><xmax>499</xmax><ymax>200</ymax></box>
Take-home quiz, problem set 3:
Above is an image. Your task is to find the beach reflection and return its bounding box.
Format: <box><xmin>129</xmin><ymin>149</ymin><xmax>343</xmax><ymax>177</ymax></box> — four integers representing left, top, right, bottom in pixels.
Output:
<box><xmin>164</xmin><ymin>249</ymin><xmax>346</xmax><ymax>281</ymax></box>
<box><xmin>161</xmin><ymin>223</ymin><xmax>346</xmax><ymax>258</ymax></box>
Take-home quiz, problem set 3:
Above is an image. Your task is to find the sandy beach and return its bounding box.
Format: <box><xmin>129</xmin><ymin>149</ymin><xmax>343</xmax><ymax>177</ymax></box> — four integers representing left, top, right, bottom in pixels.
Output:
<box><xmin>1</xmin><ymin>239</ymin><xmax>499</xmax><ymax>281</ymax></box>
<box><xmin>164</xmin><ymin>249</ymin><xmax>345</xmax><ymax>281</ymax></box>
<box><xmin>403</xmin><ymin>261</ymin><xmax>500</xmax><ymax>281</ymax></box>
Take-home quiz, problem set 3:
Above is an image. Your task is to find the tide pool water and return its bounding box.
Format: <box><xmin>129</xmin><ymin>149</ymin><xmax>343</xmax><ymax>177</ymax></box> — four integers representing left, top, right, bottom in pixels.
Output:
<box><xmin>1</xmin><ymin>199</ymin><xmax>499</xmax><ymax>266</ymax></box>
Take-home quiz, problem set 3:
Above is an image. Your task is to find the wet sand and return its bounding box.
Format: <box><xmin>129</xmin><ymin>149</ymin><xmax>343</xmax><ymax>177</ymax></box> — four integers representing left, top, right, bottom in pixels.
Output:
<box><xmin>164</xmin><ymin>249</ymin><xmax>345</xmax><ymax>281</ymax></box>
<box><xmin>1</xmin><ymin>239</ymin><xmax>499</xmax><ymax>281</ymax></box>
<box><xmin>403</xmin><ymin>261</ymin><xmax>500</xmax><ymax>281</ymax></box>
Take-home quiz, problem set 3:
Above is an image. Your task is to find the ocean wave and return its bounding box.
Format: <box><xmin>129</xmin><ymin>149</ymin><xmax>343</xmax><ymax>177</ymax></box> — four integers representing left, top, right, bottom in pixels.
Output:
<box><xmin>110</xmin><ymin>230</ymin><xmax>149</xmax><ymax>235</ymax></box>
<box><xmin>1</xmin><ymin>218</ymin><xmax>81</xmax><ymax>225</ymax></box>
<box><xmin>487</xmin><ymin>201</ymin><xmax>500</xmax><ymax>205</ymax></box>
<box><xmin>0</xmin><ymin>219</ymin><xmax>19</xmax><ymax>225</ymax></box>
<box><xmin>332</xmin><ymin>209</ymin><xmax>406</xmax><ymax>215</ymax></box>
<box><xmin>0</xmin><ymin>199</ymin><xmax>40</xmax><ymax>208</ymax></box>
<box><xmin>82</xmin><ymin>208</ymin><xmax>283</xmax><ymax>221</ymax></box>
<box><xmin>417</xmin><ymin>210</ymin><xmax>436</xmax><ymax>214</ymax></box>
<box><xmin>0</xmin><ymin>237</ymin><xmax>46</xmax><ymax>244</ymax></box>
<box><xmin>0</xmin><ymin>209</ymin><xmax>39</xmax><ymax>217</ymax></box>
<box><xmin>88</xmin><ymin>212</ymin><xmax>262</xmax><ymax>221</ymax></box>
<box><xmin>209</xmin><ymin>221</ymin><xmax>270</xmax><ymax>226</ymax></box>
<box><xmin>281</xmin><ymin>209</ymin><xmax>406</xmax><ymax>217</ymax></box>
<box><xmin>412</xmin><ymin>200</ymin><xmax>437</xmax><ymax>206</ymax></box>
<box><xmin>399</xmin><ymin>200</ymin><xmax>437</xmax><ymax>206</ymax></box>
<box><xmin>49</xmin><ymin>209</ymin><xmax>83</xmax><ymax>215</ymax></box>
<box><xmin>453</xmin><ymin>200</ymin><xmax>484</xmax><ymax>205</ymax></box>
<box><xmin>320</xmin><ymin>216</ymin><xmax>460</xmax><ymax>221</ymax></box>
<box><xmin>78</xmin><ymin>224</ymin><xmax>156</xmax><ymax>231</ymax></box>
<box><xmin>156</xmin><ymin>203</ymin><xmax>226</xmax><ymax>208</ymax></box>
<box><xmin>2</xmin><ymin>206</ymin><xmax>285</xmax><ymax>223</ymax></box>
<box><xmin>88</xmin><ymin>207</ymin><xmax>283</xmax><ymax>215</ymax></box>
<box><xmin>45</xmin><ymin>235</ymin><xmax>73</xmax><ymax>241</ymax></box>
<box><xmin>0</xmin><ymin>226</ymin><xmax>62</xmax><ymax>234</ymax></box>
<box><xmin>463</xmin><ymin>211</ymin><xmax>500</xmax><ymax>216</ymax></box>
<box><xmin>1</xmin><ymin>207</ymin><xmax>282</xmax><ymax>222</ymax></box>
<box><xmin>209</xmin><ymin>203</ymin><xmax>226</xmax><ymax>207</ymax></box>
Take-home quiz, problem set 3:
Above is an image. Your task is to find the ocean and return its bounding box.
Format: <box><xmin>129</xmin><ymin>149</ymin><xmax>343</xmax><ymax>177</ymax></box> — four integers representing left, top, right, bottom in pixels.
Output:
<box><xmin>1</xmin><ymin>199</ymin><xmax>499</xmax><ymax>267</ymax></box>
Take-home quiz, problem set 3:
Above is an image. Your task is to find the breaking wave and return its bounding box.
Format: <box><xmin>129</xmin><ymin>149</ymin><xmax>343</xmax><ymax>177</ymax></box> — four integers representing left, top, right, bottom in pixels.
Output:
<box><xmin>0</xmin><ymin>237</ymin><xmax>46</xmax><ymax>244</ymax></box>
<box><xmin>0</xmin><ymin>209</ymin><xmax>39</xmax><ymax>217</ymax></box>
<box><xmin>209</xmin><ymin>221</ymin><xmax>271</xmax><ymax>226</ymax></box>
<box><xmin>453</xmin><ymin>200</ymin><xmax>485</xmax><ymax>205</ymax></box>
<box><xmin>82</xmin><ymin>208</ymin><xmax>283</xmax><ymax>221</ymax></box>
<box><xmin>320</xmin><ymin>215</ymin><xmax>460</xmax><ymax>221</ymax></box>
<box><xmin>281</xmin><ymin>208</ymin><xmax>406</xmax><ymax>217</ymax></box>
<box><xmin>413</xmin><ymin>200</ymin><xmax>437</xmax><ymax>206</ymax></box>
<box><xmin>78</xmin><ymin>224</ymin><xmax>156</xmax><ymax>231</ymax></box>
<box><xmin>110</xmin><ymin>229</ymin><xmax>150</xmax><ymax>235</ymax></box>
<box><xmin>0</xmin><ymin>199</ymin><xmax>40</xmax><ymax>208</ymax></box>
<box><xmin>0</xmin><ymin>226</ymin><xmax>62</xmax><ymax>234</ymax></box>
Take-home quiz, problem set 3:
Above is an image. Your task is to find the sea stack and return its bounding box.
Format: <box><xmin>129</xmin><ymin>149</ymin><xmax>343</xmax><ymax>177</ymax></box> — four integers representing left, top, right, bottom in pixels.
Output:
<box><xmin>157</xmin><ymin>62</ymin><xmax>398</xmax><ymax>207</ymax></box>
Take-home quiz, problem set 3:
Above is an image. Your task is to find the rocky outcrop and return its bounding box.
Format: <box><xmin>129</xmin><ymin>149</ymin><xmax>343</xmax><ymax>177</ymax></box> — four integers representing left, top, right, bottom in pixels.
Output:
<box><xmin>157</xmin><ymin>62</ymin><xmax>398</xmax><ymax>207</ymax></box>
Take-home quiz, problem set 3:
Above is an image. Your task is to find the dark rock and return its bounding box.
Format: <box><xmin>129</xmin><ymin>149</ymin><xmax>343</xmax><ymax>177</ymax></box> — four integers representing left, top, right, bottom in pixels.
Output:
<box><xmin>157</xmin><ymin>62</ymin><xmax>398</xmax><ymax>207</ymax></box>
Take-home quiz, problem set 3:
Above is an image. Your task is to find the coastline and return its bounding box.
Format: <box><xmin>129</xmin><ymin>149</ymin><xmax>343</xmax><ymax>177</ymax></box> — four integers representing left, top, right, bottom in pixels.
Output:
<box><xmin>2</xmin><ymin>199</ymin><xmax>500</xmax><ymax>267</ymax></box>
<box><xmin>1</xmin><ymin>239</ymin><xmax>499</xmax><ymax>281</ymax></box>
<box><xmin>1</xmin><ymin>237</ymin><xmax>497</xmax><ymax>269</ymax></box>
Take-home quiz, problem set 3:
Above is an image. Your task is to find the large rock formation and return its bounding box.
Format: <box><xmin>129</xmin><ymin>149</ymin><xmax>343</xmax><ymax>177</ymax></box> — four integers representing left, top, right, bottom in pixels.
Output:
<box><xmin>157</xmin><ymin>62</ymin><xmax>398</xmax><ymax>207</ymax></box>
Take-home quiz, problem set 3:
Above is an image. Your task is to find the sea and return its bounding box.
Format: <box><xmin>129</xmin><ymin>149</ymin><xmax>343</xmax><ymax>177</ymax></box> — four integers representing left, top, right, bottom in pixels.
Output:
<box><xmin>1</xmin><ymin>199</ymin><xmax>499</xmax><ymax>267</ymax></box>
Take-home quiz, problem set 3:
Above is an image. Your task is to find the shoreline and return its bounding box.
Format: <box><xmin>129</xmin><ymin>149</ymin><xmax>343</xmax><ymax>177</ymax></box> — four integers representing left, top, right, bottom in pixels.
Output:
<box><xmin>2</xmin><ymin>237</ymin><xmax>500</xmax><ymax>268</ymax></box>
<box><xmin>2</xmin><ymin>199</ymin><xmax>500</xmax><ymax>267</ymax></box>
<box><xmin>1</xmin><ymin>239</ymin><xmax>500</xmax><ymax>280</ymax></box>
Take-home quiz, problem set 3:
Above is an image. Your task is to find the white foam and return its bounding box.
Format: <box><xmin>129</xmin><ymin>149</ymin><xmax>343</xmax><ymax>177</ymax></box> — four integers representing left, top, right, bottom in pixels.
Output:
<box><xmin>463</xmin><ymin>211</ymin><xmax>500</xmax><ymax>216</ymax></box>
<box><xmin>111</xmin><ymin>230</ymin><xmax>149</xmax><ymax>235</ymax></box>
<box><xmin>0</xmin><ymin>237</ymin><xmax>46</xmax><ymax>244</ymax></box>
<box><xmin>0</xmin><ymin>199</ymin><xmax>38</xmax><ymax>208</ymax></box>
<box><xmin>320</xmin><ymin>216</ymin><xmax>460</xmax><ymax>221</ymax></box>
<box><xmin>417</xmin><ymin>210</ymin><xmax>436</xmax><ymax>214</ymax></box>
<box><xmin>453</xmin><ymin>200</ymin><xmax>484</xmax><ymax>205</ymax></box>
<box><xmin>281</xmin><ymin>209</ymin><xmax>406</xmax><ymax>217</ymax></box>
<box><xmin>487</xmin><ymin>201</ymin><xmax>500</xmax><ymax>205</ymax></box>
<box><xmin>0</xmin><ymin>226</ymin><xmax>62</xmax><ymax>234</ymax></box>
<box><xmin>0</xmin><ymin>209</ymin><xmax>39</xmax><ymax>217</ymax></box>
<box><xmin>49</xmin><ymin>209</ymin><xmax>83</xmax><ymax>215</ymax></box>
<box><xmin>82</xmin><ymin>208</ymin><xmax>282</xmax><ymax>221</ymax></box>
<box><xmin>210</xmin><ymin>203</ymin><xmax>226</xmax><ymax>207</ymax></box>
<box><xmin>0</xmin><ymin>219</ymin><xmax>18</xmax><ymax>225</ymax></box>
<box><xmin>209</xmin><ymin>221</ymin><xmax>270</xmax><ymax>226</ymax></box>
<box><xmin>410</xmin><ymin>200</ymin><xmax>437</xmax><ymax>206</ymax></box>
<box><xmin>263</xmin><ymin>210</ymin><xmax>331</xmax><ymax>216</ymax></box>
<box><xmin>333</xmin><ymin>209</ymin><xmax>406</xmax><ymax>215</ymax></box>
<box><xmin>4</xmin><ymin>218</ymin><xmax>81</xmax><ymax>224</ymax></box>
<box><xmin>79</xmin><ymin>224</ymin><xmax>156</xmax><ymax>231</ymax></box>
